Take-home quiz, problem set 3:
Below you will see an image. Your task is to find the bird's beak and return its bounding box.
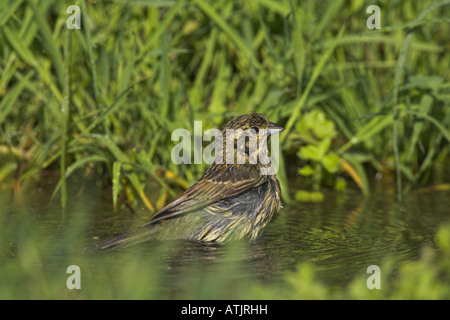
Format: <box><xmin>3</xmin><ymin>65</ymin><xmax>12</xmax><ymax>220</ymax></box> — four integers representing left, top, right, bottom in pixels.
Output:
<box><xmin>267</xmin><ymin>121</ymin><xmax>284</xmax><ymax>135</ymax></box>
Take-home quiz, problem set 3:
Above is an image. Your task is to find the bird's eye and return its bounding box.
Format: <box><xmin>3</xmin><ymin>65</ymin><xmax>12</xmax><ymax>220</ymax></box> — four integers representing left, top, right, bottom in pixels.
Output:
<box><xmin>251</xmin><ymin>126</ymin><xmax>259</xmax><ymax>133</ymax></box>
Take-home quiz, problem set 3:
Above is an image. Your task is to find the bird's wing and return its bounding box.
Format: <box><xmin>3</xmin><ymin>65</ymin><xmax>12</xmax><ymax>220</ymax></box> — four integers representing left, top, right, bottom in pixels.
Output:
<box><xmin>143</xmin><ymin>165</ymin><xmax>266</xmax><ymax>225</ymax></box>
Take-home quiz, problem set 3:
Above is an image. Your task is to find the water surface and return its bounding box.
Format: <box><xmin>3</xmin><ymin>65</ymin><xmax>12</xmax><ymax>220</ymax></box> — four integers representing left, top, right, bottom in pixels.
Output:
<box><xmin>0</xmin><ymin>181</ymin><xmax>448</xmax><ymax>299</ymax></box>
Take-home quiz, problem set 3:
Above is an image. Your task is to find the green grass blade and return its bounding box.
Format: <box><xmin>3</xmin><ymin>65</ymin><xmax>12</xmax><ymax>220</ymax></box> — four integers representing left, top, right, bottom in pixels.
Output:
<box><xmin>405</xmin><ymin>110</ymin><xmax>450</xmax><ymax>143</ymax></box>
<box><xmin>91</xmin><ymin>134</ymin><xmax>155</xmax><ymax>212</ymax></box>
<box><xmin>407</xmin><ymin>95</ymin><xmax>433</xmax><ymax>158</ymax></box>
<box><xmin>0</xmin><ymin>0</ymin><xmax>23</xmax><ymax>27</ymax></box>
<box><xmin>81</xmin><ymin>0</ymin><xmax>101</xmax><ymax>106</ymax></box>
<box><xmin>338</xmin><ymin>113</ymin><xmax>394</xmax><ymax>154</ymax></box>
<box><xmin>194</xmin><ymin>0</ymin><xmax>260</xmax><ymax>69</ymax></box>
<box><xmin>342</xmin><ymin>154</ymin><xmax>370</xmax><ymax>196</ymax></box>
<box><xmin>58</xmin><ymin>27</ymin><xmax>72</xmax><ymax>209</ymax></box>
<box><xmin>0</xmin><ymin>71</ymin><xmax>34</xmax><ymax>123</ymax></box>
<box><xmin>86</xmin><ymin>85</ymin><xmax>134</xmax><ymax>133</ymax></box>
<box><xmin>281</xmin><ymin>26</ymin><xmax>345</xmax><ymax>144</ymax></box>
<box><xmin>391</xmin><ymin>0</ymin><xmax>450</xmax><ymax>200</ymax></box>
<box><xmin>51</xmin><ymin>155</ymin><xmax>109</xmax><ymax>201</ymax></box>
<box><xmin>159</xmin><ymin>28</ymin><xmax>170</xmax><ymax>119</ymax></box>
<box><xmin>112</xmin><ymin>161</ymin><xmax>122</xmax><ymax>209</ymax></box>
<box><xmin>27</xmin><ymin>0</ymin><xmax>65</xmax><ymax>88</ymax></box>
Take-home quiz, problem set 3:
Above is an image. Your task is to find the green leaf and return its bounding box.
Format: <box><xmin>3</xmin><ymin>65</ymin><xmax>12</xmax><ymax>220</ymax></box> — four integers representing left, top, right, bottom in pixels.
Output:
<box><xmin>334</xmin><ymin>177</ymin><xmax>347</xmax><ymax>191</ymax></box>
<box><xmin>322</xmin><ymin>154</ymin><xmax>340</xmax><ymax>173</ymax></box>
<box><xmin>298</xmin><ymin>165</ymin><xmax>315</xmax><ymax>176</ymax></box>
<box><xmin>295</xmin><ymin>190</ymin><xmax>324</xmax><ymax>202</ymax></box>
<box><xmin>298</xmin><ymin>145</ymin><xmax>320</xmax><ymax>161</ymax></box>
<box><xmin>298</xmin><ymin>138</ymin><xmax>331</xmax><ymax>161</ymax></box>
<box><xmin>317</xmin><ymin>138</ymin><xmax>331</xmax><ymax>159</ymax></box>
<box><xmin>295</xmin><ymin>109</ymin><xmax>337</xmax><ymax>140</ymax></box>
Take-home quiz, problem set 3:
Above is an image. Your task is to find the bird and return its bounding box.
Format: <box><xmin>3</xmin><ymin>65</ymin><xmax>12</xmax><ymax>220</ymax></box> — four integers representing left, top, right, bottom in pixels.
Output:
<box><xmin>95</xmin><ymin>113</ymin><xmax>283</xmax><ymax>249</ymax></box>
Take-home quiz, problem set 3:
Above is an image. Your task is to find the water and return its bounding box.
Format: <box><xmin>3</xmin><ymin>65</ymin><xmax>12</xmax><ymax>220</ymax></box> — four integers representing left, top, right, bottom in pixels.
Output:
<box><xmin>0</xmin><ymin>180</ymin><xmax>448</xmax><ymax>299</ymax></box>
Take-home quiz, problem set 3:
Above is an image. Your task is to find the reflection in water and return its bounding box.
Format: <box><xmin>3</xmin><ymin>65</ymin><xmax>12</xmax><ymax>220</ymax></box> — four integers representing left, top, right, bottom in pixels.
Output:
<box><xmin>0</xmin><ymin>180</ymin><xmax>448</xmax><ymax>299</ymax></box>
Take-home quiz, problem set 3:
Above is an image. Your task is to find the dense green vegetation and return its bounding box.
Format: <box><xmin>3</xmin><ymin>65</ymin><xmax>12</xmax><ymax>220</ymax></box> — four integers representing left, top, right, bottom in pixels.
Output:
<box><xmin>0</xmin><ymin>0</ymin><xmax>449</xmax><ymax>211</ymax></box>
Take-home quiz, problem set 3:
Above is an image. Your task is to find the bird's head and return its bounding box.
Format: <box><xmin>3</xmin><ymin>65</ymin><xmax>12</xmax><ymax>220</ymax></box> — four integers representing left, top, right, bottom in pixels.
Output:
<box><xmin>215</xmin><ymin>113</ymin><xmax>284</xmax><ymax>167</ymax></box>
<box><xmin>222</xmin><ymin>113</ymin><xmax>284</xmax><ymax>135</ymax></box>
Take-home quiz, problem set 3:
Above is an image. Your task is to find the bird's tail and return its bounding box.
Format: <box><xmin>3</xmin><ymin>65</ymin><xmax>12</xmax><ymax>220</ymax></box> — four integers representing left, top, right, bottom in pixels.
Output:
<box><xmin>90</xmin><ymin>227</ymin><xmax>157</xmax><ymax>250</ymax></box>
<box><xmin>93</xmin><ymin>233</ymin><xmax>133</xmax><ymax>250</ymax></box>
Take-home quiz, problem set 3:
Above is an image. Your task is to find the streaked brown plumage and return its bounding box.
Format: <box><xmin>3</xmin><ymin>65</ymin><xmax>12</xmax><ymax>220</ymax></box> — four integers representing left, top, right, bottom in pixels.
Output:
<box><xmin>96</xmin><ymin>113</ymin><xmax>283</xmax><ymax>249</ymax></box>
